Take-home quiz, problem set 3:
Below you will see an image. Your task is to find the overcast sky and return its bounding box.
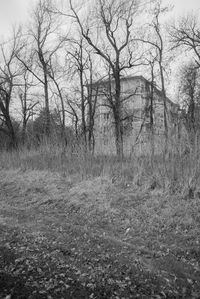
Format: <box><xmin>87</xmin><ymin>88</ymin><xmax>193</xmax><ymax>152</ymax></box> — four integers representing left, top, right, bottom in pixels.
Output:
<box><xmin>0</xmin><ymin>0</ymin><xmax>200</xmax><ymax>39</ymax></box>
<box><xmin>167</xmin><ymin>0</ymin><xmax>200</xmax><ymax>15</ymax></box>
<box><xmin>0</xmin><ymin>0</ymin><xmax>37</xmax><ymax>39</ymax></box>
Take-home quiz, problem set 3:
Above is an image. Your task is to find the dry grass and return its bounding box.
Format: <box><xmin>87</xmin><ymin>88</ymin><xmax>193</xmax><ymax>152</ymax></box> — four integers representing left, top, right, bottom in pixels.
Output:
<box><xmin>0</xmin><ymin>144</ymin><xmax>200</xmax><ymax>297</ymax></box>
<box><xmin>0</xmin><ymin>142</ymin><xmax>198</xmax><ymax>188</ymax></box>
<box><xmin>0</xmin><ymin>142</ymin><xmax>198</xmax><ymax>254</ymax></box>
<box><xmin>0</xmin><ymin>163</ymin><xmax>199</xmax><ymax>252</ymax></box>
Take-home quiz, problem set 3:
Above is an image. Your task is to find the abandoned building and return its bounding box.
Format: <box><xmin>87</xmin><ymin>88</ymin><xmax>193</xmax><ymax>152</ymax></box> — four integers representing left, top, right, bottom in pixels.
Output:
<box><xmin>92</xmin><ymin>75</ymin><xmax>179</xmax><ymax>155</ymax></box>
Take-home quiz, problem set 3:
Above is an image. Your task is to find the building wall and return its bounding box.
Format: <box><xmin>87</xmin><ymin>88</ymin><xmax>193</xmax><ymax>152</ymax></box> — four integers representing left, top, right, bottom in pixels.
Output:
<box><xmin>93</xmin><ymin>76</ymin><xmax>178</xmax><ymax>155</ymax></box>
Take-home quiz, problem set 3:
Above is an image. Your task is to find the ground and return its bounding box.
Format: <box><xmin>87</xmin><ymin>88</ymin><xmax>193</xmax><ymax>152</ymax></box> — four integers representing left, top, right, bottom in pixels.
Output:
<box><xmin>0</xmin><ymin>169</ymin><xmax>200</xmax><ymax>298</ymax></box>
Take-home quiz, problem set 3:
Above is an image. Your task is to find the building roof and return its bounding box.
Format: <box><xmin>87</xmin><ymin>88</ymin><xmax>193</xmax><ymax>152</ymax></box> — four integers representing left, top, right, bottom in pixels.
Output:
<box><xmin>91</xmin><ymin>75</ymin><xmax>179</xmax><ymax>108</ymax></box>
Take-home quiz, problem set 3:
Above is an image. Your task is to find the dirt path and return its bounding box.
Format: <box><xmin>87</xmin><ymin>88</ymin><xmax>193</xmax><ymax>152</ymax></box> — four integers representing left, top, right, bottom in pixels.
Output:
<box><xmin>0</xmin><ymin>170</ymin><xmax>200</xmax><ymax>298</ymax></box>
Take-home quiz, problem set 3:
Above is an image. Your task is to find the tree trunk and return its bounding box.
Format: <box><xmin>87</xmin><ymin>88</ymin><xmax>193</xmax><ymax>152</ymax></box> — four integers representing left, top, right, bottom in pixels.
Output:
<box><xmin>88</xmin><ymin>117</ymin><xmax>95</xmax><ymax>153</ymax></box>
<box><xmin>115</xmin><ymin>118</ymin><xmax>123</xmax><ymax>158</ymax></box>
<box><xmin>44</xmin><ymin>71</ymin><xmax>50</xmax><ymax>136</ymax></box>
<box><xmin>21</xmin><ymin>91</ymin><xmax>27</xmax><ymax>144</ymax></box>
<box><xmin>113</xmin><ymin>106</ymin><xmax>123</xmax><ymax>158</ymax></box>
<box><xmin>159</xmin><ymin>61</ymin><xmax>168</xmax><ymax>154</ymax></box>
<box><xmin>55</xmin><ymin>81</ymin><xmax>67</xmax><ymax>147</ymax></box>
<box><xmin>6</xmin><ymin>117</ymin><xmax>17</xmax><ymax>149</ymax></box>
<box><xmin>22</xmin><ymin>118</ymin><xmax>27</xmax><ymax>144</ymax></box>
<box><xmin>80</xmin><ymin>67</ymin><xmax>87</xmax><ymax>149</ymax></box>
<box><xmin>113</xmin><ymin>68</ymin><xmax>123</xmax><ymax>158</ymax></box>
<box><xmin>87</xmin><ymin>88</ymin><xmax>96</xmax><ymax>154</ymax></box>
<box><xmin>149</xmin><ymin>70</ymin><xmax>155</xmax><ymax>163</ymax></box>
<box><xmin>188</xmin><ymin>98</ymin><xmax>195</xmax><ymax>147</ymax></box>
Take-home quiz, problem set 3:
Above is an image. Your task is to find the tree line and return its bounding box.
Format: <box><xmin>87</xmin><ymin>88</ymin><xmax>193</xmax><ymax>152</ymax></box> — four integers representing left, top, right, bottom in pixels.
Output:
<box><xmin>0</xmin><ymin>0</ymin><xmax>200</xmax><ymax>156</ymax></box>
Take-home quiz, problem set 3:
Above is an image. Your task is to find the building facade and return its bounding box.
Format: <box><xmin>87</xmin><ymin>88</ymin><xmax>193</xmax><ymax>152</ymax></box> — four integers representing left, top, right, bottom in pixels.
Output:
<box><xmin>92</xmin><ymin>76</ymin><xmax>179</xmax><ymax>155</ymax></box>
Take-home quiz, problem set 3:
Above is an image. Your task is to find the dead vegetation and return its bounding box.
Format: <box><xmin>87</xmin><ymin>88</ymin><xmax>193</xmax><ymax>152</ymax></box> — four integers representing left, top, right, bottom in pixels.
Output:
<box><xmin>0</xmin><ymin>148</ymin><xmax>200</xmax><ymax>298</ymax></box>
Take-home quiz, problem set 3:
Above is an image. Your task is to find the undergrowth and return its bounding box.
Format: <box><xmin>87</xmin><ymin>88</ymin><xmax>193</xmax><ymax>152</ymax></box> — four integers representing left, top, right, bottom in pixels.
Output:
<box><xmin>0</xmin><ymin>141</ymin><xmax>200</xmax><ymax>298</ymax></box>
<box><xmin>0</xmin><ymin>141</ymin><xmax>200</xmax><ymax>198</ymax></box>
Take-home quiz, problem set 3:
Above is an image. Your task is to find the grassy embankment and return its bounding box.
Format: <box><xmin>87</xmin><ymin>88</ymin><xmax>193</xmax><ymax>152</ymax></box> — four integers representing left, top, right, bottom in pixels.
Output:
<box><xmin>0</xmin><ymin>144</ymin><xmax>200</xmax><ymax>298</ymax></box>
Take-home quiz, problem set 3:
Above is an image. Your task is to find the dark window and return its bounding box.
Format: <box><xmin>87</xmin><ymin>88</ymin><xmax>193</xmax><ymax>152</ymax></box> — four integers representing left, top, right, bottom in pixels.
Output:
<box><xmin>103</xmin><ymin>139</ymin><xmax>108</xmax><ymax>145</ymax></box>
<box><xmin>144</xmin><ymin>123</ymin><xmax>151</xmax><ymax>131</ymax></box>
<box><xmin>140</xmin><ymin>84</ymin><xmax>145</xmax><ymax>92</ymax></box>
<box><xmin>103</xmin><ymin>126</ymin><xmax>109</xmax><ymax>134</ymax></box>
<box><xmin>103</xmin><ymin>113</ymin><xmax>109</xmax><ymax>120</ymax></box>
<box><xmin>133</xmin><ymin>109</ymin><xmax>142</xmax><ymax>121</ymax></box>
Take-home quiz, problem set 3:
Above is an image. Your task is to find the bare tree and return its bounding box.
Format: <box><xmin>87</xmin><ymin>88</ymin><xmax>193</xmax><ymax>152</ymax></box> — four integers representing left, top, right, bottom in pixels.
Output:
<box><xmin>64</xmin><ymin>33</ymin><xmax>102</xmax><ymax>152</ymax></box>
<box><xmin>177</xmin><ymin>62</ymin><xmax>200</xmax><ymax>145</ymax></box>
<box><xmin>16</xmin><ymin>0</ymin><xmax>64</xmax><ymax>136</ymax></box>
<box><xmin>69</xmin><ymin>0</ymin><xmax>144</xmax><ymax>158</ymax></box>
<box><xmin>136</xmin><ymin>1</ymin><xmax>171</xmax><ymax>144</ymax></box>
<box><xmin>86</xmin><ymin>60</ymin><xmax>99</xmax><ymax>153</ymax></box>
<box><xmin>145</xmin><ymin>52</ymin><xmax>158</xmax><ymax>160</ymax></box>
<box><xmin>170</xmin><ymin>13</ymin><xmax>200</xmax><ymax>67</ymax></box>
<box><xmin>66</xmin><ymin>37</ymin><xmax>88</xmax><ymax>148</ymax></box>
<box><xmin>0</xmin><ymin>29</ymin><xmax>23</xmax><ymax>148</ymax></box>
<box><xmin>66</xmin><ymin>97</ymin><xmax>79</xmax><ymax>138</ymax></box>
<box><xmin>170</xmin><ymin>13</ymin><xmax>200</xmax><ymax>147</ymax></box>
<box><xmin>18</xmin><ymin>69</ymin><xmax>39</xmax><ymax>144</ymax></box>
<box><xmin>48</xmin><ymin>56</ymin><xmax>68</xmax><ymax>146</ymax></box>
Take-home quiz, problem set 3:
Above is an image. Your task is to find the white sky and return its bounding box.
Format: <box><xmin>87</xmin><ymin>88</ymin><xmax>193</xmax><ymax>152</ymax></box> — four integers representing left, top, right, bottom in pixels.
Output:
<box><xmin>0</xmin><ymin>0</ymin><xmax>37</xmax><ymax>39</ymax></box>
<box><xmin>0</xmin><ymin>0</ymin><xmax>200</xmax><ymax>40</ymax></box>
<box><xmin>166</xmin><ymin>0</ymin><xmax>200</xmax><ymax>15</ymax></box>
